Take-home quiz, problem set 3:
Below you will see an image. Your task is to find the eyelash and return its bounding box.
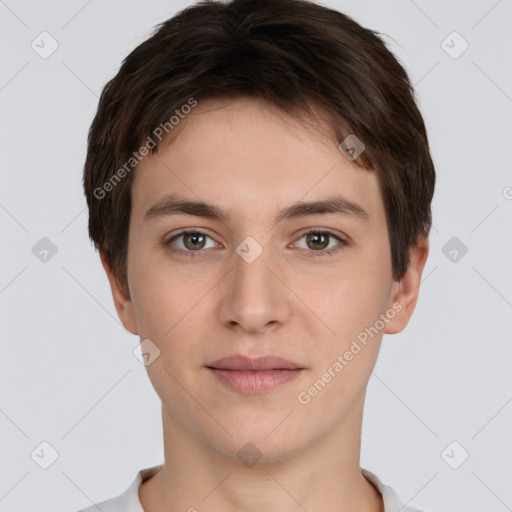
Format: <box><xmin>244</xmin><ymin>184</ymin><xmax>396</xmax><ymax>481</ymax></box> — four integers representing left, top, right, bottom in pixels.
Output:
<box><xmin>164</xmin><ymin>228</ymin><xmax>347</xmax><ymax>259</ymax></box>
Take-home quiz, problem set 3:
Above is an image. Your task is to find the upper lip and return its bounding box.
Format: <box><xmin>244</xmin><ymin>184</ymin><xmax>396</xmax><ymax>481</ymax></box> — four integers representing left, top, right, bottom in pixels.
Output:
<box><xmin>206</xmin><ymin>355</ymin><xmax>303</xmax><ymax>371</ymax></box>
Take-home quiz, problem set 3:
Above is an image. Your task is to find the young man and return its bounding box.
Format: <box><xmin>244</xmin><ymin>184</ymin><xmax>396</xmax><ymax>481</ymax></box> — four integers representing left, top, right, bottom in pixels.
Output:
<box><xmin>80</xmin><ymin>0</ymin><xmax>435</xmax><ymax>510</ymax></box>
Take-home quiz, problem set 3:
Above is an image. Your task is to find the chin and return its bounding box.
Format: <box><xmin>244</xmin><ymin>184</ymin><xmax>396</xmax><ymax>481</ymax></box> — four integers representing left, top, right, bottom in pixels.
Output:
<box><xmin>212</xmin><ymin>437</ymin><xmax>303</xmax><ymax>467</ymax></box>
<box><xmin>200</xmin><ymin>415</ymin><xmax>310</xmax><ymax>467</ymax></box>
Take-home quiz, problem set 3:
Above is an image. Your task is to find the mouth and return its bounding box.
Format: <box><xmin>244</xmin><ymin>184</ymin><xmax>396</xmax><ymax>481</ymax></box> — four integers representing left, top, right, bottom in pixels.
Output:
<box><xmin>205</xmin><ymin>354</ymin><xmax>305</xmax><ymax>394</ymax></box>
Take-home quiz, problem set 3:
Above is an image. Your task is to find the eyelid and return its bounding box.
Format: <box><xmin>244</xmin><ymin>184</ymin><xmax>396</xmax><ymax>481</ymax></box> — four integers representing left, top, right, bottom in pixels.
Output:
<box><xmin>164</xmin><ymin>227</ymin><xmax>349</xmax><ymax>256</ymax></box>
<box><xmin>165</xmin><ymin>226</ymin><xmax>347</xmax><ymax>242</ymax></box>
<box><xmin>164</xmin><ymin>229</ymin><xmax>220</xmax><ymax>249</ymax></box>
<box><xmin>291</xmin><ymin>227</ymin><xmax>348</xmax><ymax>256</ymax></box>
<box><xmin>293</xmin><ymin>226</ymin><xmax>346</xmax><ymax>241</ymax></box>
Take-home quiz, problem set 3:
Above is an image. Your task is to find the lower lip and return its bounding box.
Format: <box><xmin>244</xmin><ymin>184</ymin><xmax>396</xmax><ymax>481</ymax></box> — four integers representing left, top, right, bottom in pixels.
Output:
<box><xmin>207</xmin><ymin>368</ymin><xmax>303</xmax><ymax>394</ymax></box>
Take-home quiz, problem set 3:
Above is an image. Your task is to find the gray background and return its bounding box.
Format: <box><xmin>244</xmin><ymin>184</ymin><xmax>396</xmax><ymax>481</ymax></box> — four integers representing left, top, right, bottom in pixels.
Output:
<box><xmin>1</xmin><ymin>1</ymin><xmax>511</xmax><ymax>511</ymax></box>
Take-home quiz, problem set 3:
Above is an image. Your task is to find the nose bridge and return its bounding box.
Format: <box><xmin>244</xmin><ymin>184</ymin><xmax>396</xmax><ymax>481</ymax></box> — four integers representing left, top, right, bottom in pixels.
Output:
<box><xmin>234</xmin><ymin>233</ymin><xmax>280</xmax><ymax>302</ymax></box>
<box><xmin>220</xmin><ymin>233</ymin><xmax>289</xmax><ymax>331</ymax></box>
<box><xmin>236</xmin><ymin>236</ymin><xmax>274</xmax><ymax>288</ymax></box>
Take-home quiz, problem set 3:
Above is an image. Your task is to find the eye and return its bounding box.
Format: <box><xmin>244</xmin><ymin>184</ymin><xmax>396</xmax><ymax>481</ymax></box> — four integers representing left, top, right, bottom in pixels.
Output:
<box><xmin>165</xmin><ymin>230</ymin><xmax>218</xmax><ymax>257</ymax></box>
<box><xmin>293</xmin><ymin>228</ymin><xmax>347</xmax><ymax>258</ymax></box>
<box><xmin>164</xmin><ymin>228</ymin><xmax>348</xmax><ymax>259</ymax></box>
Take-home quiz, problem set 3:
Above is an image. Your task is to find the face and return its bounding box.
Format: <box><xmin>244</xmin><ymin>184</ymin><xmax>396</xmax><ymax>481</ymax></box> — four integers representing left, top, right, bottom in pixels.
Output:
<box><xmin>103</xmin><ymin>97</ymin><xmax>428</xmax><ymax>464</ymax></box>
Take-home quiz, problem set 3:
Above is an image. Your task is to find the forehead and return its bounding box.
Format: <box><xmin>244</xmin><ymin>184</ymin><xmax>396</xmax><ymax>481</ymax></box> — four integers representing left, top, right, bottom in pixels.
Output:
<box><xmin>131</xmin><ymin>97</ymin><xmax>385</xmax><ymax>228</ymax></box>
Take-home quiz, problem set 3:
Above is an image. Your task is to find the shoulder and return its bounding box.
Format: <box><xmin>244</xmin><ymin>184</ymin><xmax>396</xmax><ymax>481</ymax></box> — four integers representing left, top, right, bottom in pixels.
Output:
<box><xmin>77</xmin><ymin>493</ymin><xmax>126</xmax><ymax>512</ymax></box>
<box><xmin>362</xmin><ymin>468</ymin><xmax>425</xmax><ymax>512</ymax></box>
<box><xmin>73</xmin><ymin>465</ymin><xmax>163</xmax><ymax>512</ymax></box>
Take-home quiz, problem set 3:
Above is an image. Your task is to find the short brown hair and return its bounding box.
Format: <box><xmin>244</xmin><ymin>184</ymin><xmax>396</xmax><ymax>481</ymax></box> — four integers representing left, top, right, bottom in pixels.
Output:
<box><xmin>83</xmin><ymin>0</ymin><xmax>435</xmax><ymax>295</ymax></box>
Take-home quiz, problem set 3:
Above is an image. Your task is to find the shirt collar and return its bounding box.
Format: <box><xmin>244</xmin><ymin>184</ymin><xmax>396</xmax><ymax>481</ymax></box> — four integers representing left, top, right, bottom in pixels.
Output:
<box><xmin>123</xmin><ymin>464</ymin><xmax>419</xmax><ymax>512</ymax></box>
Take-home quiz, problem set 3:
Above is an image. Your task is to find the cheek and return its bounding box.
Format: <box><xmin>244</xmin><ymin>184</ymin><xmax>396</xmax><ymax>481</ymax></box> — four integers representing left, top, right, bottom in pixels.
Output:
<box><xmin>128</xmin><ymin>259</ymin><xmax>207</xmax><ymax>393</ymax></box>
<box><xmin>313</xmin><ymin>261</ymin><xmax>392</xmax><ymax>340</ymax></box>
<box><xmin>335</xmin><ymin>280</ymin><xmax>385</xmax><ymax>338</ymax></box>
<box><xmin>295</xmin><ymin>267</ymin><xmax>389</xmax><ymax>417</ymax></box>
<box><xmin>299</xmin><ymin>247</ymin><xmax>393</xmax><ymax>382</ymax></box>
<box><xmin>128</xmin><ymin>243</ymin><xmax>209</xmax><ymax>338</ymax></box>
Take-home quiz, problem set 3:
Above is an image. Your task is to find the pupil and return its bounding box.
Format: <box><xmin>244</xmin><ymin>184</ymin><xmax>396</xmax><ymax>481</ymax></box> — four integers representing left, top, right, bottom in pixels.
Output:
<box><xmin>308</xmin><ymin>233</ymin><xmax>328</xmax><ymax>250</ymax></box>
<box><xmin>186</xmin><ymin>233</ymin><xmax>204</xmax><ymax>249</ymax></box>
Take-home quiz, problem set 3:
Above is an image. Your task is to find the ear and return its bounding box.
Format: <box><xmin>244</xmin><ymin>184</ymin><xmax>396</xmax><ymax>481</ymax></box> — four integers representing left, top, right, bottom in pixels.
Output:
<box><xmin>384</xmin><ymin>237</ymin><xmax>429</xmax><ymax>335</ymax></box>
<box><xmin>100</xmin><ymin>251</ymin><xmax>139</xmax><ymax>335</ymax></box>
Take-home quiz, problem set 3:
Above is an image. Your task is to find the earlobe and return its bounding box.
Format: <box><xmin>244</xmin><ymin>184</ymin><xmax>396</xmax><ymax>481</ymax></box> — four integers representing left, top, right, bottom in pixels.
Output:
<box><xmin>384</xmin><ymin>238</ymin><xmax>429</xmax><ymax>335</ymax></box>
<box><xmin>100</xmin><ymin>251</ymin><xmax>139</xmax><ymax>335</ymax></box>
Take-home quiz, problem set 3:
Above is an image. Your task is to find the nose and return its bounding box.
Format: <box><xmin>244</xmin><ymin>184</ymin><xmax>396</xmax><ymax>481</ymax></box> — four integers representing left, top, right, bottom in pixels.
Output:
<box><xmin>217</xmin><ymin>237</ymin><xmax>291</xmax><ymax>334</ymax></box>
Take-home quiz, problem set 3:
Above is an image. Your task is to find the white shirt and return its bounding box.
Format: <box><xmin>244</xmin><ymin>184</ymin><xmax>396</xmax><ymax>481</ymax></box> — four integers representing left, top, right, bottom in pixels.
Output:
<box><xmin>78</xmin><ymin>465</ymin><xmax>423</xmax><ymax>512</ymax></box>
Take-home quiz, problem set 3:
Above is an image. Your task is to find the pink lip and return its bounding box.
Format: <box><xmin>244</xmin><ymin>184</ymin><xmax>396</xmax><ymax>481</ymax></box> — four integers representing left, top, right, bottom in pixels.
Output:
<box><xmin>206</xmin><ymin>355</ymin><xmax>304</xmax><ymax>394</ymax></box>
<box><xmin>207</xmin><ymin>355</ymin><xmax>302</xmax><ymax>371</ymax></box>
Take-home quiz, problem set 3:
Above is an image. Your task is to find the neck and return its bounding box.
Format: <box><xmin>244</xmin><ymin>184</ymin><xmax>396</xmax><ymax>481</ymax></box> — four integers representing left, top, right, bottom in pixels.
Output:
<box><xmin>139</xmin><ymin>396</ymin><xmax>383</xmax><ymax>512</ymax></box>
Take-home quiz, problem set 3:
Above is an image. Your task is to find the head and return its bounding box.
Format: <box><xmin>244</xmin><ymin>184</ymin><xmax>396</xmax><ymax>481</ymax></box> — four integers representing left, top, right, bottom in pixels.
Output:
<box><xmin>83</xmin><ymin>0</ymin><xmax>434</xmax><ymax>463</ymax></box>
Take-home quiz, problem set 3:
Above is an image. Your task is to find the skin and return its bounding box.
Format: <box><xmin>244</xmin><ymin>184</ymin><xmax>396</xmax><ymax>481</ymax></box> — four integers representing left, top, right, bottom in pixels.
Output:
<box><xmin>101</xmin><ymin>97</ymin><xmax>429</xmax><ymax>512</ymax></box>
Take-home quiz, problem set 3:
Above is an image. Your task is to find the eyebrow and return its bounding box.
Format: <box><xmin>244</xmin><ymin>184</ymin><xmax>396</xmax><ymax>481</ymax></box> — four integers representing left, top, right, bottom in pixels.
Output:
<box><xmin>143</xmin><ymin>193</ymin><xmax>370</xmax><ymax>224</ymax></box>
